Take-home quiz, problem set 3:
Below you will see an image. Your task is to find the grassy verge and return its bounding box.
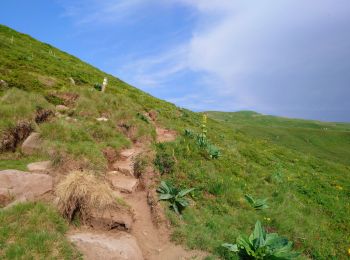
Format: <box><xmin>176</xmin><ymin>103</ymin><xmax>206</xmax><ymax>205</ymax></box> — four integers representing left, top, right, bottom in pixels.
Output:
<box><xmin>0</xmin><ymin>202</ymin><xmax>80</xmax><ymax>259</ymax></box>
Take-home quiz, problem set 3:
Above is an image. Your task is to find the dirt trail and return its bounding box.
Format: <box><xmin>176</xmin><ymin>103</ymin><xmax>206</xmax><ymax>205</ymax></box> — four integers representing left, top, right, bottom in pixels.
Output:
<box><xmin>69</xmin><ymin>127</ymin><xmax>207</xmax><ymax>260</ymax></box>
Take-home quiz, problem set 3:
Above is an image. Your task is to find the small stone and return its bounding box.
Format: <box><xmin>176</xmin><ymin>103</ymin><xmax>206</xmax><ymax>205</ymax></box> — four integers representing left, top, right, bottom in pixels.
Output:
<box><xmin>21</xmin><ymin>132</ymin><xmax>41</xmax><ymax>155</ymax></box>
<box><xmin>27</xmin><ymin>161</ymin><xmax>52</xmax><ymax>173</ymax></box>
<box><xmin>0</xmin><ymin>79</ymin><xmax>8</xmax><ymax>88</ymax></box>
<box><xmin>107</xmin><ymin>172</ymin><xmax>138</xmax><ymax>193</ymax></box>
<box><xmin>56</xmin><ymin>105</ymin><xmax>69</xmax><ymax>112</ymax></box>
<box><xmin>96</xmin><ymin>117</ymin><xmax>108</xmax><ymax>122</ymax></box>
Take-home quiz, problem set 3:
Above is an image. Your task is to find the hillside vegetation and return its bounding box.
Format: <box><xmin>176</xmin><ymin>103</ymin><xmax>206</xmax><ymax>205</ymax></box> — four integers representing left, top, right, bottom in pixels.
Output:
<box><xmin>0</xmin><ymin>24</ymin><xmax>349</xmax><ymax>259</ymax></box>
<box><xmin>207</xmin><ymin>111</ymin><xmax>350</xmax><ymax>166</ymax></box>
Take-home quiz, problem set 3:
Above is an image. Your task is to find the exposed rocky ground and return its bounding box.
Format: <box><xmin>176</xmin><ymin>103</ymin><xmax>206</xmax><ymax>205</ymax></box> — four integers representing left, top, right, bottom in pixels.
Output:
<box><xmin>0</xmin><ymin>122</ymin><xmax>205</xmax><ymax>259</ymax></box>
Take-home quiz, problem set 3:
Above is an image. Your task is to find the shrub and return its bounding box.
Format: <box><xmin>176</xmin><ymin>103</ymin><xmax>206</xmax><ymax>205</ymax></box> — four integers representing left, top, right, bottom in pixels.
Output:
<box><xmin>222</xmin><ymin>221</ymin><xmax>300</xmax><ymax>259</ymax></box>
<box><xmin>56</xmin><ymin>170</ymin><xmax>116</xmax><ymax>222</ymax></box>
<box><xmin>157</xmin><ymin>181</ymin><xmax>194</xmax><ymax>214</ymax></box>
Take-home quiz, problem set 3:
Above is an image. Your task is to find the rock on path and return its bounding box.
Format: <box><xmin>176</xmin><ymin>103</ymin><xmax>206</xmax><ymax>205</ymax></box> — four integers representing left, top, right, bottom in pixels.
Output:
<box><xmin>107</xmin><ymin>172</ymin><xmax>139</xmax><ymax>194</ymax></box>
<box><xmin>27</xmin><ymin>161</ymin><xmax>52</xmax><ymax>174</ymax></box>
<box><xmin>0</xmin><ymin>170</ymin><xmax>53</xmax><ymax>206</ymax></box>
<box><xmin>68</xmin><ymin>232</ymin><xmax>144</xmax><ymax>260</ymax></box>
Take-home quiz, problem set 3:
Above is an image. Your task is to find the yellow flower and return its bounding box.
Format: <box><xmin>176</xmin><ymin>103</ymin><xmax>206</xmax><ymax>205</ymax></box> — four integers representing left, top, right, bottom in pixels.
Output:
<box><xmin>348</xmin><ymin>248</ymin><xmax>350</xmax><ymax>256</ymax></box>
<box><xmin>264</xmin><ymin>217</ymin><xmax>271</xmax><ymax>222</ymax></box>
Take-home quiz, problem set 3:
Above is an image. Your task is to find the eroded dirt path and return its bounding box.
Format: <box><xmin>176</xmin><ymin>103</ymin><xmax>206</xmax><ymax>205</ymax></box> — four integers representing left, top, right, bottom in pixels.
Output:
<box><xmin>69</xmin><ymin>128</ymin><xmax>207</xmax><ymax>259</ymax></box>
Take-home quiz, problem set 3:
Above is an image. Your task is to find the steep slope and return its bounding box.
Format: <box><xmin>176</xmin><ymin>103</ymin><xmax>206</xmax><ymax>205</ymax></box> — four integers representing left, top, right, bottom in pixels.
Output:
<box><xmin>0</xmin><ymin>25</ymin><xmax>349</xmax><ymax>259</ymax></box>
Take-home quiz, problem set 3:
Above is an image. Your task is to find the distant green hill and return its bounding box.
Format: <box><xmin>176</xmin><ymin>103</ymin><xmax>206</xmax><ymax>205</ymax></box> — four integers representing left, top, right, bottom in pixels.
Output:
<box><xmin>207</xmin><ymin>111</ymin><xmax>350</xmax><ymax>165</ymax></box>
<box><xmin>1</xmin><ymin>25</ymin><xmax>349</xmax><ymax>259</ymax></box>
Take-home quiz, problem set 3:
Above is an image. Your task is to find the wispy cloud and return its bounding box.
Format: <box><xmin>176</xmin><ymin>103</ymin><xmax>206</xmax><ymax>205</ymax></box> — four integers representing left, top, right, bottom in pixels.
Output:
<box><xmin>58</xmin><ymin>0</ymin><xmax>350</xmax><ymax>121</ymax></box>
<box><xmin>60</xmin><ymin>0</ymin><xmax>153</xmax><ymax>25</ymax></box>
<box><xmin>118</xmin><ymin>45</ymin><xmax>189</xmax><ymax>88</ymax></box>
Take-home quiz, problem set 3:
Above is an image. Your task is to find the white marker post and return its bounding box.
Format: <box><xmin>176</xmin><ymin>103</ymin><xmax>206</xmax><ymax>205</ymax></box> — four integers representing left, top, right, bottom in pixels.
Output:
<box><xmin>102</xmin><ymin>77</ymin><xmax>108</xmax><ymax>92</ymax></box>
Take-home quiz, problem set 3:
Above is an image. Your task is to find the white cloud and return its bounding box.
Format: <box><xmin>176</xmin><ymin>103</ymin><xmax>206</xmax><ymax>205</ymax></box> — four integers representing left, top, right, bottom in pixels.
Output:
<box><xmin>59</xmin><ymin>0</ymin><xmax>350</xmax><ymax>120</ymax></box>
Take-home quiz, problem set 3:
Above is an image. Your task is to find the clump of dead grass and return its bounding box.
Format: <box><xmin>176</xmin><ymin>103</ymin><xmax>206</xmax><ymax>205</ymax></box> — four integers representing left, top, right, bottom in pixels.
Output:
<box><xmin>56</xmin><ymin>170</ymin><xmax>116</xmax><ymax>222</ymax></box>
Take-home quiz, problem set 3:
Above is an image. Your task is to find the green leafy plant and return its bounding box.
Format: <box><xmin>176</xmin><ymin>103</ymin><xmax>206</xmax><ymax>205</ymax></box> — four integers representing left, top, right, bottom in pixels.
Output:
<box><xmin>196</xmin><ymin>133</ymin><xmax>209</xmax><ymax>148</ymax></box>
<box><xmin>207</xmin><ymin>144</ymin><xmax>221</xmax><ymax>159</ymax></box>
<box><xmin>157</xmin><ymin>181</ymin><xmax>194</xmax><ymax>214</ymax></box>
<box><xmin>222</xmin><ymin>221</ymin><xmax>300</xmax><ymax>259</ymax></box>
<box><xmin>245</xmin><ymin>194</ymin><xmax>269</xmax><ymax>210</ymax></box>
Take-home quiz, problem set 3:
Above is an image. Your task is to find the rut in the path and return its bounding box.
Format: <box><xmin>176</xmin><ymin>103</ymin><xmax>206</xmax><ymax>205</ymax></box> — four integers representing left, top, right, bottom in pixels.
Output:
<box><xmin>68</xmin><ymin>128</ymin><xmax>206</xmax><ymax>260</ymax></box>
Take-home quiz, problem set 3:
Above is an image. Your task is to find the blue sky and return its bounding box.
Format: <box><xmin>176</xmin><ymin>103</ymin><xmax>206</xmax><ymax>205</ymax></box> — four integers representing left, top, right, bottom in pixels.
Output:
<box><xmin>1</xmin><ymin>0</ymin><xmax>350</xmax><ymax>122</ymax></box>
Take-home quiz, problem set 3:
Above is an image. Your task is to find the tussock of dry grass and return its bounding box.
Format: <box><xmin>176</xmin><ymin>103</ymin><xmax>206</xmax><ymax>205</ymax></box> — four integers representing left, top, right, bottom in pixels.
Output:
<box><xmin>56</xmin><ymin>170</ymin><xmax>116</xmax><ymax>222</ymax></box>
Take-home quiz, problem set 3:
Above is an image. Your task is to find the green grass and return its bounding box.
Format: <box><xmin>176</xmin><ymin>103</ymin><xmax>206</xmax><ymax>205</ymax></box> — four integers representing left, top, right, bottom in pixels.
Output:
<box><xmin>0</xmin><ymin>202</ymin><xmax>80</xmax><ymax>259</ymax></box>
<box><xmin>0</xmin><ymin>153</ymin><xmax>49</xmax><ymax>171</ymax></box>
<box><xmin>156</xmin><ymin>117</ymin><xmax>350</xmax><ymax>259</ymax></box>
<box><xmin>1</xmin><ymin>24</ymin><xmax>349</xmax><ymax>259</ymax></box>
<box><xmin>207</xmin><ymin>111</ymin><xmax>350</xmax><ymax>165</ymax></box>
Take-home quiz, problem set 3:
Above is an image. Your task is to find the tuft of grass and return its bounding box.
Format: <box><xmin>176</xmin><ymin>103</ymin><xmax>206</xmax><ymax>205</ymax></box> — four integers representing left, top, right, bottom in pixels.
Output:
<box><xmin>56</xmin><ymin>170</ymin><xmax>117</xmax><ymax>222</ymax></box>
<box><xmin>0</xmin><ymin>202</ymin><xmax>80</xmax><ymax>259</ymax></box>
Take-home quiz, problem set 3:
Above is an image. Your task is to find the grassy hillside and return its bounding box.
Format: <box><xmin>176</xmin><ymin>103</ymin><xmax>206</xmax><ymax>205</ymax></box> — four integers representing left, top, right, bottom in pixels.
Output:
<box><xmin>0</xmin><ymin>24</ymin><xmax>349</xmax><ymax>259</ymax></box>
<box><xmin>207</xmin><ymin>111</ymin><xmax>350</xmax><ymax>166</ymax></box>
